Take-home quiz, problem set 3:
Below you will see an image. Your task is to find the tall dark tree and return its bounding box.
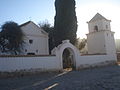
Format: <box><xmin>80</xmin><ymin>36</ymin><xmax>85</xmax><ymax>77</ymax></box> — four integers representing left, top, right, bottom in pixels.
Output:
<box><xmin>54</xmin><ymin>0</ymin><xmax>77</xmax><ymax>46</ymax></box>
<box><xmin>0</xmin><ymin>21</ymin><xmax>24</xmax><ymax>55</ymax></box>
<box><xmin>39</xmin><ymin>22</ymin><xmax>55</xmax><ymax>53</ymax></box>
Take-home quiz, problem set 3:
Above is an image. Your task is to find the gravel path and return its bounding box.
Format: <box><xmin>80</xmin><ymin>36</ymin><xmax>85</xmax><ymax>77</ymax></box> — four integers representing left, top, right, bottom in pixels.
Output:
<box><xmin>0</xmin><ymin>65</ymin><xmax>120</xmax><ymax>90</ymax></box>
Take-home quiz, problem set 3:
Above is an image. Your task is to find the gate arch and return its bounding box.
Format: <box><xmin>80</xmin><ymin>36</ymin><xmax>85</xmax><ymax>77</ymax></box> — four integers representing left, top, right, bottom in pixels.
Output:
<box><xmin>62</xmin><ymin>47</ymin><xmax>76</xmax><ymax>69</ymax></box>
<box><xmin>52</xmin><ymin>40</ymin><xmax>80</xmax><ymax>70</ymax></box>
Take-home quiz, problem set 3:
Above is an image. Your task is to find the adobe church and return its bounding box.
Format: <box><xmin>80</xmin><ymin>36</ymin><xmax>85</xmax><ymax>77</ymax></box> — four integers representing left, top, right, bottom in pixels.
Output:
<box><xmin>0</xmin><ymin>13</ymin><xmax>117</xmax><ymax>72</ymax></box>
<box><xmin>0</xmin><ymin>13</ymin><xmax>116</xmax><ymax>56</ymax></box>
<box><xmin>20</xmin><ymin>13</ymin><xmax>116</xmax><ymax>56</ymax></box>
<box><xmin>20</xmin><ymin>21</ymin><xmax>49</xmax><ymax>55</ymax></box>
<box><xmin>86</xmin><ymin>13</ymin><xmax>116</xmax><ymax>55</ymax></box>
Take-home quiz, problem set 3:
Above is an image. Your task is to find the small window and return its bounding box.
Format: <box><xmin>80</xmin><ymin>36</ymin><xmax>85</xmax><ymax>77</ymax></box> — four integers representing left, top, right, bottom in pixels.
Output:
<box><xmin>36</xmin><ymin>50</ymin><xmax>38</xmax><ymax>53</ymax></box>
<box><xmin>29</xmin><ymin>39</ymin><xmax>33</xmax><ymax>44</ymax></box>
<box><xmin>106</xmin><ymin>25</ymin><xmax>108</xmax><ymax>29</ymax></box>
<box><xmin>25</xmin><ymin>49</ymin><xmax>27</xmax><ymax>52</ymax></box>
<box><xmin>94</xmin><ymin>25</ymin><xmax>98</xmax><ymax>32</ymax></box>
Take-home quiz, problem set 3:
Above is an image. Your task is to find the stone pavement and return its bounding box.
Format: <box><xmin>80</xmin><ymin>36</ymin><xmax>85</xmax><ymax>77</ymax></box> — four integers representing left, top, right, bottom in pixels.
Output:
<box><xmin>0</xmin><ymin>65</ymin><xmax>120</xmax><ymax>90</ymax></box>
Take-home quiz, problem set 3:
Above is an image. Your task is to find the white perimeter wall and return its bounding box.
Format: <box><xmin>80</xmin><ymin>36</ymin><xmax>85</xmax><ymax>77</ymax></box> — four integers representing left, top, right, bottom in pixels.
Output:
<box><xmin>0</xmin><ymin>53</ymin><xmax>117</xmax><ymax>72</ymax></box>
<box><xmin>0</xmin><ymin>56</ymin><xmax>61</xmax><ymax>72</ymax></box>
<box><xmin>76</xmin><ymin>54</ymin><xmax>117</xmax><ymax>69</ymax></box>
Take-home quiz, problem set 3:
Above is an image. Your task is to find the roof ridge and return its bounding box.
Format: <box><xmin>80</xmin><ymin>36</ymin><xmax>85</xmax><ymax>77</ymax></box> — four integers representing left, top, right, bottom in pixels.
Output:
<box><xmin>19</xmin><ymin>21</ymin><xmax>48</xmax><ymax>36</ymax></box>
<box><xmin>19</xmin><ymin>21</ymin><xmax>32</xmax><ymax>27</ymax></box>
<box><xmin>88</xmin><ymin>13</ymin><xmax>110</xmax><ymax>23</ymax></box>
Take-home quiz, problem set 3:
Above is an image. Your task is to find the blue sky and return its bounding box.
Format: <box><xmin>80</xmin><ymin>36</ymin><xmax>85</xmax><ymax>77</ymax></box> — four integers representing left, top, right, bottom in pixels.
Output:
<box><xmin>0</xmin><ymin>0</ymin><xmax>120</xmax><ymax>38</ymax></box>
<box><xmin>0</xmin><ymin>0</ymin><xmax>55</xmax><ymax>25</ymax></box>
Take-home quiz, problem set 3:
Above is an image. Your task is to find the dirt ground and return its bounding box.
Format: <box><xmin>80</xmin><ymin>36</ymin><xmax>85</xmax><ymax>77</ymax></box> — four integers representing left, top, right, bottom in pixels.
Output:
<box><xmin>0</xmin><ymin>65</ymin><xmax>120</xmax><ymax>90</ymax></box>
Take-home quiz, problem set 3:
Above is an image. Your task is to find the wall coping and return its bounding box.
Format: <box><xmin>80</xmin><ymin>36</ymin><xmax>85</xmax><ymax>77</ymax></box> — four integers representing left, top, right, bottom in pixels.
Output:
<box><xmin>0</xmin><ymin>55</ymin><xmax>56</xmax><ymax>57</ymax></box>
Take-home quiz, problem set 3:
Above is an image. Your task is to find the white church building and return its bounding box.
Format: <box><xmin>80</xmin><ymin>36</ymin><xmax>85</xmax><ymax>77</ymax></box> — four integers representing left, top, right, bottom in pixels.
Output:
<box><xmin>19</xmin><ymin>13</ymin><xmax>116</xmax><ymax>56</ymax></box>
<box><xmin>0</xmin><ymin>13</ymin><xmax>117</xmax><ymax>72</ymax></box>
<box><xmin>0</xmin><ymin>13</ymin><xmax>116</xmax><ymax>56</ymax></box>
<box><xmin>20</xmin><ymin>21</ymin><xmax>49</xmax><ymax>55</ymax></box>
<box><xmin>86</xmin><ymin>13</ymin><xmax>116</xmax><ymax>55</ymax></box>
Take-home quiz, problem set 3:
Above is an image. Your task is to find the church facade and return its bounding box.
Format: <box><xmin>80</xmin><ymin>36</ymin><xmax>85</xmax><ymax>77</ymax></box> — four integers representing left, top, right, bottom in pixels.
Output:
<box><xmin>86</xmin><ymin>13</ymin><xmax>116</xmax><ymax>55</ymax></box>
<box><xmin>20</xmin><ymin>21</ymin><xmax>49</xmax><ymax>55</ymax></box>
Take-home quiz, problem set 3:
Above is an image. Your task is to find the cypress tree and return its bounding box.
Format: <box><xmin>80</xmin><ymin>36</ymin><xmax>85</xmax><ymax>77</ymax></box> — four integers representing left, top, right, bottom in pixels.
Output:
<box><xmin>54</xmin><ymin>0</ymin><xmax>77</xmax><ymax>46</ymax></box>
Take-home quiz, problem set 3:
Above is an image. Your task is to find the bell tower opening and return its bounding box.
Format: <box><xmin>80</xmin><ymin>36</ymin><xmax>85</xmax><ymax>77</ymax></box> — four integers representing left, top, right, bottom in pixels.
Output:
<box><xmin>94</xmin><ymin>25</ymin><xmax>98</xmax><ymax>32</ymax></box>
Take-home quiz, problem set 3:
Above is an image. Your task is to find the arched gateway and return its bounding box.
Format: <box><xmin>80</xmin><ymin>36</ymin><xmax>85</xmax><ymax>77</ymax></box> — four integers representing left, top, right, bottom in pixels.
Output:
<box><xmin>51</xmin><ymin>40</ymin><xmax>80</xmax><ymax>70</ymax></box>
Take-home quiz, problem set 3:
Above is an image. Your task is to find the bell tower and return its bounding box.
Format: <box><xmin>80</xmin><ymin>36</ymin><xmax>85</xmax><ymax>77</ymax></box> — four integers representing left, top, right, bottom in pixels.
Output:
<box><xmin>87</xmin><ymin>13</ymin><xmax>116</xmax><ymax>55</ymax></box>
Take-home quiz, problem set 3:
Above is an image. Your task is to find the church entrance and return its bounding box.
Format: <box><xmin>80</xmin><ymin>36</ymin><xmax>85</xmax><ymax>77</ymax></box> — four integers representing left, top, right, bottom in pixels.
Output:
<box><xmin>62</xmin><ymin>48</ymin><xmax>75</xmax><ymax>70</ymax></box>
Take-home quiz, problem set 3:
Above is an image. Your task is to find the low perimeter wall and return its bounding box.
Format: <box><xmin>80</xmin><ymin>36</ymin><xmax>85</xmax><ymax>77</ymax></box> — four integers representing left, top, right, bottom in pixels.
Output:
<box><xmin>76</xmin><ymin>54</ymin><xmax>117</xmax><ymax>69</ymax></box>
<box><xmin>0</xmin><ymin>54</ymin><xmax>117</xmax><ymax>72</ymax></box>
<box><xmin>0</xmin><ymin>55</ymin><xmax>61</xmax><ymax>72</ymax></box>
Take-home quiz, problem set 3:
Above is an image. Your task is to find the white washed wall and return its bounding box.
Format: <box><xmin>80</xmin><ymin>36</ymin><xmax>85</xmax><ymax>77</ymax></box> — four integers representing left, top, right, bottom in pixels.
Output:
<box><xmin>52</xmin><ymin>40</ymin><xmax>117</xmax><ymax>70</ymax></box>
<box><xmin>88</xmin><ymin>20</ymin><xmax>103</xmax><ymax>32</ymax></box>
<box><xmin>0</xmin><ymin>54</ymin><xmax>117</xmax><ymax>72</ymax></box>
<box><xmin>105</xmin><ymin>31</ymin><xmax>116</xmax><ymax>54</ymax></box>
<box><xmin>88</xmin><ymin>17</ymin><xmax>111</xmax><ymax>33</ymax></box>
<box><xmin>0</xmin><ymin>56</ymin><xmax>61</xmax><ymax>72</ymax></box>
<box><xmin>21</xmin><ymin>22</ymin><xmax>49</xmax><ymax>55</ymax></box>
<box><xmin>76</xmin><ymin>54</ymin><xmax>117</xmax><ymax>69</ymax></box>
<box><xmin>87</xmin><ymin>31</ymin><xmax>106</xmax><ymax>54</ymax></box>
<box><xmin>23</xmin><ymin>36</ymin><xmax>49</xmax><ymax>55</ymax></box>
<box><xmin>0</xmin><ymin>39</ymin><xmax>117</xmax><ymax>72</ymax></box>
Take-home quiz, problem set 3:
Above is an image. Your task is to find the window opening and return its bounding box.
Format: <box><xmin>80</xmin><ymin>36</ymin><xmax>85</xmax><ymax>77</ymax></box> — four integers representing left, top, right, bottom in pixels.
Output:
<box><xmin>29</xmin><ymin>39</ymin><xmax>33</xmax><ymax>44</ymax></box>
